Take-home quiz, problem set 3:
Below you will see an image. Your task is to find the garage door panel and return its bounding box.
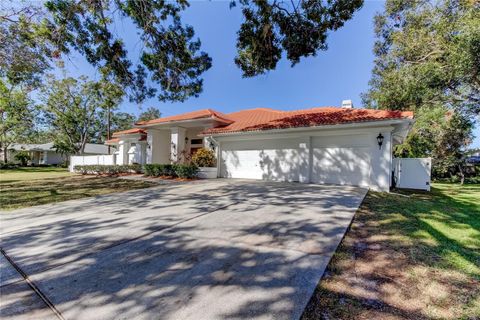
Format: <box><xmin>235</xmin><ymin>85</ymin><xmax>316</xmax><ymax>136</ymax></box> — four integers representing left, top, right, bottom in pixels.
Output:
<box><xmin>221</xmin><ymin>135</ymin><xmax>375</xmax><ymax>188</ymax></box>
<box><xmin>312</xmin><ymin>135</ymin><xmax>372</xmax><ymax>187</ymax></box>
<box><xmin>221</xmin><ymin>139</ymin><xmax>300</xmax><ymax>182</ymax></box>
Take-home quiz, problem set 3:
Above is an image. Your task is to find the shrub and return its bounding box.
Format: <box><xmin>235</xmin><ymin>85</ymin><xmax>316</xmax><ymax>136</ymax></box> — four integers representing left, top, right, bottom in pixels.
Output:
<box><xmin>144</xmin><ymin>163</ymin><xmax>198</xmax><ymax>179</ymax></box>
<box><xmin>174</xmin><ymin>164</ymin><xmax>198</xmax><ymax>179</ymax></box>
<box><xmin>0</xmin><ymin>162</ymin><xmax>19</xmax><ymax>169</ymax></box>
<box><xmin>14</xmin><ymin>151</ymin><xmax>31</xmax><ymax>166</ymax></box>
<box><xmin>73</xmin><ymin>165</ymin><xmax>143</xmax><ymax>176</ymax></box>
<box><xmin>163</xmin><ymin>164</ymin><xmax>176</xmax><ymax>176</ymax></box>
<box><xmin>191</xmin><ymin>148</ymin><xmax>216</xmax><ymax>167</ymax></box>
<box><xmin>144</xmin><ymin>164</ymin><xmax>173</xmax><ymax>177</ymax></box>
<box><xmin>144</xmin><ymin>164</ymin><xmax>155</xmax><ymax>176</ymax></box>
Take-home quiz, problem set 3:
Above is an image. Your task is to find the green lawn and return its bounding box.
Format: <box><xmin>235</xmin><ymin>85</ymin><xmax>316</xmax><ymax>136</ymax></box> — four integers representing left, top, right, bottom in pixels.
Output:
<box><xmin>0</xmin><ymin>168</ymin><xmax>156</xmax><ymax>210</ymax></box>
<box><xmin>0</xmin><ymin>166</ymin><xmax>73</xmax><ymax>182</ymax></box>
<box><xmin>302</xmin><ymin>183</ymin><xmax>480</xmax><ymax>320</ymax></box>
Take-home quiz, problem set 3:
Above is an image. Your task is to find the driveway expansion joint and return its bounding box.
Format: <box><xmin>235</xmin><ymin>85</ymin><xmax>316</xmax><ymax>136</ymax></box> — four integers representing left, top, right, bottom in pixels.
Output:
<box><xmin>1</xmin><ymin>248</ymin><xmax>65</xmax><ymax>320</ymax></box>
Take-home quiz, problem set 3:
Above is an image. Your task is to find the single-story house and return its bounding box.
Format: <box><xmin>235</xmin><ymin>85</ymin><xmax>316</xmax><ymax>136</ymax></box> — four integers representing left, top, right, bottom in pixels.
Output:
<box><xmin>3</xmin><ymin>142</ymin><xmax>111</xmax><ymax>165</ymax></box>
<box><xmin>106</xmin><ymin>103</ymin><xmax>413</xmax><ymax>192</ymax></box>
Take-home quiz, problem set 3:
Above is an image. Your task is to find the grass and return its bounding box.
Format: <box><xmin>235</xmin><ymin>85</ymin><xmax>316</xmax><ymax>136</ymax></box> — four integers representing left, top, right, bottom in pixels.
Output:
<box><xmin>0</xmin><ymin>166</ymin><xmax>73</xmax><ymax>182</ymax></box>
<box><xmin>302</xmin><ymin>183</ymin><xmax>480</xmax><ymax>320</ymax></box>
<box><xmin>0</xmin><ymin>172</ymin><xmax>156</xmax><ymax>210</ymax></box>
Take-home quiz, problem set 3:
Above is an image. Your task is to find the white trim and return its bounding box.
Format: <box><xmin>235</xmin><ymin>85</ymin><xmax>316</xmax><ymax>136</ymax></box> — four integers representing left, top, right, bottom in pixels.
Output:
<box><xmin>136</xmin><ymin>117</ymin><xmax>224</xmax><ymax>129</ymax></box>
<box><xmin>211</xmin><ymin>125</ymin><xmax>396</xmax><ymax>142</ymax></box>
<box><xmin>201</xmin><ymin>119</ymin><xmax>412</xmax><ymax>138</ymax></box>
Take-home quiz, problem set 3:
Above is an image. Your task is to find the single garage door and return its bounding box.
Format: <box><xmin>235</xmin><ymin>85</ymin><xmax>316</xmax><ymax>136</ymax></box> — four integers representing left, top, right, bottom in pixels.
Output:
<box><xmin>220</xmin><ymin>139</ymin><xmax>300</xmax><ymax>182</ymax></box>
<box><xmin>311</xmin><ymin>135</ymin><xmax>371</xmax><ymax>187</ymax></box>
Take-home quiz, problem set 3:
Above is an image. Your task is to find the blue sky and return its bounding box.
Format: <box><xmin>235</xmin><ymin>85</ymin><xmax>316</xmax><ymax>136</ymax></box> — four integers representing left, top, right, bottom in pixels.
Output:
<box><xmin>60</xmin><ymin>0</ymin><xmax>479</xmax><ymax>148</ymax></box>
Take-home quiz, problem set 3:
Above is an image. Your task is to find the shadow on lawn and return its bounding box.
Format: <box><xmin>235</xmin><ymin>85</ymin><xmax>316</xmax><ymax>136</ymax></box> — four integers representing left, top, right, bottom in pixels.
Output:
<box><xmin>0</xmin><ymin>180</ymin><xmax>365</xmax><ymax>319</ymax></box>
<box><xmin>302</xmin><ymin>184</ymin><xmax>480</xmax><ymax>320</ymax></box>
<box><xmin>0</xmin><ymin>176</ymin><xmax>156</xmax><ymax>209</ymax></box>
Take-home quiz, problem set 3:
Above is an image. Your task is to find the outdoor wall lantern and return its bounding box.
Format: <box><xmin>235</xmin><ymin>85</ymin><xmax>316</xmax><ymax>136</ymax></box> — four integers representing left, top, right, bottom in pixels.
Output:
<box><xmin>185</xmin><ymin>137</ymin><xmax>189</xmax><ymax>144</ymax></box>
<box><xmin>377</xmin><ymin>133</ymin><xmax>384</xmax><ymax>150</ymax></box>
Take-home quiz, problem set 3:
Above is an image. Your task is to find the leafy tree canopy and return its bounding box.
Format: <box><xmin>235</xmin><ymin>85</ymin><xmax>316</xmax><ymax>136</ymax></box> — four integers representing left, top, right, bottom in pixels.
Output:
<box><xmin>0</xmin><ymin>79</ymin><xmax>37</xmax><ymax>162</ymax></box>
<box><xmin>40</xmin><ymin>75</ymin><xmax>123</xmax><ymax>154</ymax></box>
<box><xmin>363</xmin><ymin>0</ymin><xmax>479</xmax><ymax>116</ymax></box>
<box><xmin>3</xmin><ymin>0</ymin><xmax>363</xmax><ymax>103</ymax></box>
<box><xmin>138</xmin><ymin>106</ymin><xmax>161</xmax><ymax>122</ymax></box>
<box><xmin>0</xmin><ymin>5</ymin><xmax>54</xmax><ymax>88</ymax></box>
<box><xmin>363</xmin><ymin>0</ymin><xmax>479</xmax><ymax>180</ymax></box>
<box><xmin>234</xmin><ymin>0</ymin><xmax>363</xmax><ymax>76</ymax></box>
<box><xmin>91</xmin><ymin>110</ymin><xmax>136</xmax><ymax>144</ymax></box>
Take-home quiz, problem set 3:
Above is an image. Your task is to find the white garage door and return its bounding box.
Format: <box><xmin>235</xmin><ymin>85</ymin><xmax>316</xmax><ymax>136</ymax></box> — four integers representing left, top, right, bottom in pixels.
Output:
<box><xmin>311</xmin><ymin>135</ymin><xmax>371</xmax><ymax>187</ymax></box>
<box><xmin>220</xmin><ymin>139</ymin><xmax>300</xmax><ymax>182</ymax></box>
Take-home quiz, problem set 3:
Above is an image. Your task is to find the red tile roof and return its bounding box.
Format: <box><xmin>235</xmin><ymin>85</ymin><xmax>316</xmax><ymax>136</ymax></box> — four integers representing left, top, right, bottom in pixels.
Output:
<box><xmin>105</xmin><ymin>138</ymin><xmax>120</xmax><ymax>145</ymax></box>
<box><xmin>203</xmin><ymin>107</ymin><xmax>414</xmax><ymax>135</ymax></box>
<box><xmin>136</xmin><ymin>109</ymin><xmax>233</xmax><ymax>126</ymax></box>
<box><xmin>112</xmin><ymin>128</ymin><xmax>146</xmax><ymax>137</ymax></box>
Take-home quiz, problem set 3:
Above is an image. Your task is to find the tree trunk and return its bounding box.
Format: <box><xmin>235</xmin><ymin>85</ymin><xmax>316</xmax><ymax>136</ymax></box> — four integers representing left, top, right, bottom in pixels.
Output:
<box><xmin>107</xmin><ymin>106</ymin><xmax>111</xmax><ymax>155</ymax></box>
<box><xmin>1</xmin><ymin>136</ymin><xmax>8</xmax><ymax>163</ymax></box>
<box><xmin>2</xmin><ymin>147</ymin><xmax>7</xmax><ymax>163</ymax></box>
<box><xmin>458</xmin><ymin>164</ymin><xmax>465</xmax><ymax>185</ymax></box>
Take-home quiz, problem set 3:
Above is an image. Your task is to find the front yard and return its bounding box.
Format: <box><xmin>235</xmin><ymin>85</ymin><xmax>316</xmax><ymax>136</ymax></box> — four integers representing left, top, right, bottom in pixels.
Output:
<box><xmin>1</xmin><ymin>167</ymin><xmax>478</xmax><ymax>318</ymax></box>
<box><xmin>302</xmin><ymin>183</ymin><xmax>480</xmax><ymax>320</ymax></box>
<box><xmin>0</xmin><ymin>167</ymin><xmax>156</xmax><ymax>210</ymax></box>
<box><xmin>0</xmin><ymin>166</ymin><xmax>73</xmax><ymax>182</ymax></box>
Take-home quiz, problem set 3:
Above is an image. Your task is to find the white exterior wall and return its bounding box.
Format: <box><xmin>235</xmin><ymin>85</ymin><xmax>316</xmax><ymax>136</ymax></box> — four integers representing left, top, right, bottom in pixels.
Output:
<box><xmin>117</xmin><ymin>141</ymin><xmax>128</xmax><ymax>165</ymax></box>
<box><xmin>217</xmin><ymin>126</ymin><xmax>394</xmax><ymax>192</ymax></box>
<box><xmin>147</xmin><ymin>129</ymin><xmax>170</xmax><ymax>164</ymax></box>
<box><xmin>127</xmin><ymin>142</ymin><xmax>147</xmax><ymax>164</ymax></box>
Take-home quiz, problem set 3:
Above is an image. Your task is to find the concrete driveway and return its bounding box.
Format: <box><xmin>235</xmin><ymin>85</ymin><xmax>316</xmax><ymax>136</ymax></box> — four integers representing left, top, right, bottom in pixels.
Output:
<box><xmin>0</xmin><ymin>179</ymin><xmax>367</xmax><ymax>320</ymax></box>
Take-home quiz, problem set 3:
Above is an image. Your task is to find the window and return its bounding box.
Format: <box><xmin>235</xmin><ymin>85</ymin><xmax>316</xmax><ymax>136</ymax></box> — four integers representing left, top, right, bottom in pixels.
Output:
<box><xmin>191</xmin><ymin>138</ymin><xmax>203</xmax><ymax>145</ymax></box>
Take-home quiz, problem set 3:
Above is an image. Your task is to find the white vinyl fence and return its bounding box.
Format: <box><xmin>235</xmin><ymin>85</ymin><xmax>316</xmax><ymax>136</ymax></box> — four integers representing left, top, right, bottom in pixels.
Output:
<box><xmin>393</xmin><ymin>158</ymin><xmax>431</xmax><ymax>191</ymax></box>
<box><xmin>70</xmin><ymin>155</ymin><xmax>116</xmax><ymax>172</ymax></box>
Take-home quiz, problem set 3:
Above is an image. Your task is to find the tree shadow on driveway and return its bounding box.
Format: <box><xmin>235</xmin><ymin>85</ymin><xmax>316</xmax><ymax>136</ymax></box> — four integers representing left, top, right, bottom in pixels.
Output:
<box><xmin>1</xmin><ymin>180</ymin><xmax>367</xmax><ymax>320</ymax></box>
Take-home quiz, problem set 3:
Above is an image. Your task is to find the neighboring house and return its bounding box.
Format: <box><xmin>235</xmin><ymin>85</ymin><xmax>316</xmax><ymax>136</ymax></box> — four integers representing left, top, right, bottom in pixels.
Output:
<box><xmin>106</xmin><ymin>103</ymin><xmax>414</xmax><ymax>192</ymax></box>
<box><xmin>4</xmin><ymin>142</ymin><xmax>111</xmax><ymax>165</ymax></box>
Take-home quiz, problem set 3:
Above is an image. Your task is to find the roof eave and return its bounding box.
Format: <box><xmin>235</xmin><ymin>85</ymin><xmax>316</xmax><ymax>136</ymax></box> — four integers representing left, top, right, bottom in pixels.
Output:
<box><xmin>135</xmin><ymin>116</ymin><xmax>232</xmax><ymax>129</ymax></box>
<box><xmin>200</xmin><ymin>118</ymin><xmax>414</xmax><ymax>137</ymax></box>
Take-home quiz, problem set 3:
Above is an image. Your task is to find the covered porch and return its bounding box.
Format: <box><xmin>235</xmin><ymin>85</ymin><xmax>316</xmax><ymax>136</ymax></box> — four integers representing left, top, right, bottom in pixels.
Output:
<box><xmin>146</xmin><ymin>126</ymin><xmax>213</xmax><ymax>164</ymax></box>
<box><xmin>103</xmin><ymin>109</ymin><xmax>233</xmax><ymax>166</ymax></box>
<box><xmin>137</xmin><ymin>109</ymin><xmax>231</xmax><ymax>165</ymax></box>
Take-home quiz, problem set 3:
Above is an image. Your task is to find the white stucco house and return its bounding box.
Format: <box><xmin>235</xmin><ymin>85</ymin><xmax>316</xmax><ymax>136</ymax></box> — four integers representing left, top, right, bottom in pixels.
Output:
<box><xmin>4</xmin><ymin>142</ymin><xmax>110</xmax><ymax>165</ymax></box>
<box><xmin>104</xmin><ymin>104</ymin><xmax>414</xmax><ymax>192</ymax></box>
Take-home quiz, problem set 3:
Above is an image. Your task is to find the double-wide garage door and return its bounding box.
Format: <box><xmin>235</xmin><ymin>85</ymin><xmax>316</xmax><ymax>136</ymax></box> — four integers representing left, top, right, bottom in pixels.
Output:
<box><xmin>220</xmin><ymin>135</ymin><xmax>372</xmax><ymax>188</ymax></box>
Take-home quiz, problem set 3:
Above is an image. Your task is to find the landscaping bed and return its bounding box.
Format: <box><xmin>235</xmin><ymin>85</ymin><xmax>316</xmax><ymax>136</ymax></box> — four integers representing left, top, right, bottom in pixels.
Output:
<box><xmin>73</xmin><ymin>163</ymin><xmax>199</xmax><ymax>179</ymax></box>
<box><xmin>301</xmin><ymin>183</ymin><xmax>480</xmax><ymax>320</ymax></box>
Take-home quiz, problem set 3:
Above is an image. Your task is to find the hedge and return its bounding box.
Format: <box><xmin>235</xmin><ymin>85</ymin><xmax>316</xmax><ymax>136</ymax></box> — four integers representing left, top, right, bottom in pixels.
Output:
<box><xmin>74</xmin><ymin>164</ymin><xmax>142</xmax><ymax>176</ymax></box>
<box><xmin>144</xmin><ymin>163</ymin><xmax>198</xmax><ymax>179</ymax></box>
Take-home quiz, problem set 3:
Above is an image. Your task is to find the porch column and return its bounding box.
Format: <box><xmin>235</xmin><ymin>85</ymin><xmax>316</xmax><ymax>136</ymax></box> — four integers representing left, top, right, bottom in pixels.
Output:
<box><xmin>146</xmin><ymin>132</ymin><xmax>153</xmax><ymax>164</ymax></box>
<box><xmin>118</xmin><ymin>140</ymin><xmax>129</xmax><ymax>165</ymax></box>
<box><xmin>170</xmin><ymin>127</ymin><xmax>187</xmax><ymax>163</ymax></box>
<box><xmin>139</xmin><ymin>142</ymin><xmax>147</xmax><ymax>165</ymax></box>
